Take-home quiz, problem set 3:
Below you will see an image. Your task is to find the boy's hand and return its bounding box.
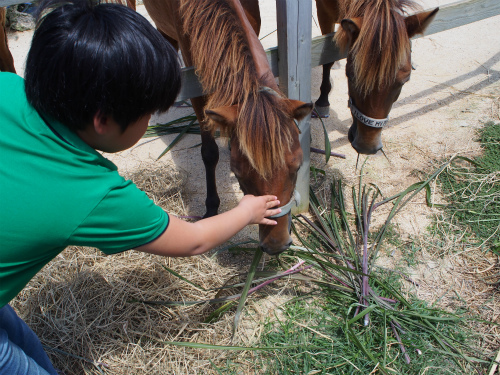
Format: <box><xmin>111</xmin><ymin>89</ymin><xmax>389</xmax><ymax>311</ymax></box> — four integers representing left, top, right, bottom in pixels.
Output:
<box><xmin>139</xmin><ymin>194</ymin><xmax>282</xmax><ymax>257</ymax></box>
<box><xmin>238</xmin><ymin>195</ymin><xmax>281</xmax><ymax>225</ymax></box>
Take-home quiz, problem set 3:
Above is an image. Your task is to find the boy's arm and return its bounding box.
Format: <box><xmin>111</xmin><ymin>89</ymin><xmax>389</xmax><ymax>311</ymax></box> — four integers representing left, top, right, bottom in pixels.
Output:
<box><xmin>135</xmin><ymin>195</ymin><xmax>281</xmax><ymax>257</ymax></box>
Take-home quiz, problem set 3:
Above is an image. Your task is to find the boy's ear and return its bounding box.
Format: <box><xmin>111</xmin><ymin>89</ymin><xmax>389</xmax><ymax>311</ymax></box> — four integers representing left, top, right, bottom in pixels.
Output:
<box><xmin>93</xmin><ymin>112</ymin><xmax>110</xmax><ymax>135</ymax></box>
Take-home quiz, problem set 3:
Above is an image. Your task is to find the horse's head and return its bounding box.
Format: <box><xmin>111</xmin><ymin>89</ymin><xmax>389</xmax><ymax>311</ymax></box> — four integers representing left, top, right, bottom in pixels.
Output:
<box><xmin>336</xmin><ymin>6</ymin><xmax>439</xmax><ymax>155</ymax></box>
<box><xmin>206</xmin><ymin>94</ymin><xmax>312</xmax><ymax>255</ymax></box>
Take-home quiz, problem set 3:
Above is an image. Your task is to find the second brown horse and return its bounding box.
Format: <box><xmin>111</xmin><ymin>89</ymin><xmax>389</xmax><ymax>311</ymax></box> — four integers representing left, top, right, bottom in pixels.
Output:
<box><xmin>314</xmin><ymin>0</ymin><xmax>439</xmax><ymax>155</ymax></box>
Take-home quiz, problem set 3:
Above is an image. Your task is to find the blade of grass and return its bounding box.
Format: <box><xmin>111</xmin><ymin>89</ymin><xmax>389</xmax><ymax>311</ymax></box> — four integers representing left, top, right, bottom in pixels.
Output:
<box><xmin>208</xmin><ymin>359</ymin><xmax>224</xmax><ymax>375</ymax></box>
<box><xmin>334</xmin><ymin>180</ymin><xmax>357</xmax><ymax>252</ymax></box>
<box><xmin>347</xmin><ymin>304</ymin><xmax>377</xmax><ymax>326</ymax></box>
<box><xmin>204</xmin><ymin>301</ymin><xmax>236</xmax><ymax>324</ymax></box>
<box><xmin>316</xmin><ymin>115</ymin><xmax>332</xmax><ymax>163</ymax></box>
<box><xmin>210</xmin><ymin>239</ymin><xmax>259</xmax><ymax>258</ymax></box>
<box><xmin>156</xmin><ymin>117</ymin><xmax>197</xmax><ymax>160</ymax></box>
<box><xmin>347</xmin><ymin>327</ymin><xmax>389</xmax><ymax>375</ymax></box>
<box><xmin>383</xmin><ymin>310</ymin><xmax>388</xmax><ymax>367</ymax></box>
<box><xmin>160</xmin><ymin>264</ymin><xmax>208</xmax><ymax>291</ymax></box>
<box><xmin>369</xmin><ymin>156</ymin><xmax>460</xmax><ymax>264</ymax></box>
<box><xmin>232</xmin><ymin>248</ymin><xmax>263</xmax><ymax>341</ymax></box>
<box><xmin>158</xmin><ymin>340</ymin><xmax>301</xmax><ymax>350</ymax></box>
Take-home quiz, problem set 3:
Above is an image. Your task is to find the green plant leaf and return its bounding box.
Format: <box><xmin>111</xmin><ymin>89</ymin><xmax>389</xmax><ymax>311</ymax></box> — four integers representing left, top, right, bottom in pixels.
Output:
<box><xmin>156</xmin><ymin>117</ymin><xmax>197</xmax><ymax>160</ymax></box>
<box><xmin>232</xmin><ymin>248</ymin><xmax>263</xmax><ymax>341</ymax></box>
<box><xmin>316</xmin><ymin>115</ymin><xmax>332</xmax><ymax>163</ymax></box>
<box><xmin>347</xmin><ymin>304</ymin><xmax>378</xmax><ymax>326</ymax></box>
<box><xmin>160</xmin><ymin>264</ymin><xmax>208</xmax><ymax>291</ymax></box>
<box><xmin>204</xmin><ymin>301</ymin><xmax>236</xmax><ymax>323</ymax></box>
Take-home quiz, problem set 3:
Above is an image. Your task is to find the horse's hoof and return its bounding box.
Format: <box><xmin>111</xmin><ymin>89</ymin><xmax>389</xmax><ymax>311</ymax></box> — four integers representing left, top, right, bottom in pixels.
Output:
<box><xmin>312</xmin><ymin>105</ymin><xmax>330</xmax><ymax>118</ymax></box>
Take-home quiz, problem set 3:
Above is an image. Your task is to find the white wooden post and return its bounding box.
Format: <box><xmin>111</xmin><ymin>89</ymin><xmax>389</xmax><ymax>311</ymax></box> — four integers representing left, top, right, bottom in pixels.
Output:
<box><xmin>276</xmin><ymin>0</ymin><xmax>312</xmax><ymax>213</ymax></box>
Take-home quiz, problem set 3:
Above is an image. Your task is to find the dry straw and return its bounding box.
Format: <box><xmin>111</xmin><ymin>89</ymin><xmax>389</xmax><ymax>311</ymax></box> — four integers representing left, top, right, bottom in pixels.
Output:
<box><xmin>11</xmin><ymin>162</ymin><xmax>271</xmax><ymax>374</ymax></box>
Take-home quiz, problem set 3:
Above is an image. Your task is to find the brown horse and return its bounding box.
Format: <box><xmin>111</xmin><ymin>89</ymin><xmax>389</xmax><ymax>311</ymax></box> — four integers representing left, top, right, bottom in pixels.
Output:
<box><xmin>0</xmin><ymin>7</ymin><xmax>16</xmax><ymax>73</ymax></box>
<box><xmin>142</xmin><ymin>0</ymin><xmax>312</xmax><ymax>255</ymax></box>
<box><xmin>314</xmin><ymin>0</ymin><xmax>438</xmax><ymax>155</ymax></box>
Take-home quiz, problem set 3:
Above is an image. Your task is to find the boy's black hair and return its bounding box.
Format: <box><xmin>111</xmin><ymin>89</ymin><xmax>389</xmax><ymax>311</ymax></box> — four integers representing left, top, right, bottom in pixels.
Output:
<box><xmin>25</xmin><ymin>0</ymin><xmax>181</xmax><ymax>131</ymax></box>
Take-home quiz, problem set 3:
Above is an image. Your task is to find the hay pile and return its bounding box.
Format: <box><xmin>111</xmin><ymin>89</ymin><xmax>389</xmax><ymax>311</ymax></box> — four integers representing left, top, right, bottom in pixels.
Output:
<box><xmin>11</xmin><ymin>162</ymin><xmax>267</xmax><ymax>375</ymax></box>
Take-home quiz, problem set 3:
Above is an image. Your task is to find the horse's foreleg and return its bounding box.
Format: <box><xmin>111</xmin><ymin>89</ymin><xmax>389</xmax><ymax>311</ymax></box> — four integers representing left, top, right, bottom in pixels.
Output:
<box><xmin>313</xmin><ymin>61</ymin><xmax>334</xmax><ymax>118</ymax></box>
<box><xmin>190</xmin><ymin>96</ymin><xmax>220</xmax><ymax>218</ymax></box>
<box><xmin>200</xmin><ymin>129</ymin><xmax>220</xmax><ymax>218</ymax></box>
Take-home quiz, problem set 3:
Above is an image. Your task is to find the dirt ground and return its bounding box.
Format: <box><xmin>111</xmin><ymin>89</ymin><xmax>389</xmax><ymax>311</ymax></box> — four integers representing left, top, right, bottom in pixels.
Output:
<box><xmin>5</xmin><ymin>0</ymin><xmax>500</xmax><ymax>373</ymax></box>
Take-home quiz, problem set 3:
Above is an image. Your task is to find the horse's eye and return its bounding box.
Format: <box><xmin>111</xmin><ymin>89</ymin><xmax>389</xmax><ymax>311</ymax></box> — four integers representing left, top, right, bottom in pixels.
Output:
<box><xmin>289</xmin><ymin>156</ymin><xmax>303</xmax><ymax>174</ymax></box>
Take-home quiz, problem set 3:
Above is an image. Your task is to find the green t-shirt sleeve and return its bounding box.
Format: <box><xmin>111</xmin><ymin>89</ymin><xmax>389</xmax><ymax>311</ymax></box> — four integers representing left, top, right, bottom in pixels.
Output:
<box><xmin>68</xmin><ymin>180</ymin><xmax>169</xmax><ymax>254</ymax></box>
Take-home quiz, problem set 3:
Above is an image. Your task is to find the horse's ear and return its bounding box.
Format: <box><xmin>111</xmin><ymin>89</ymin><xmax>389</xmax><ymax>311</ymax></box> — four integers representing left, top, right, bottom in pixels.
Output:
<box><xmin>205</xmin><ymin>105</ymin><xmax>239</xmax><ymax>129</ymax></box>
<box><xmin>340</xmin><ymin>17</ymin><xmax>363</xmax><ymax>42</ymax></box>
<box><xmin>288</xmin><ymin>100</ymin><xmax>313</xmax><ymax>120</ymax></box>
<box><xmin>405</xmin><ymin>8</ymin><xmax>439</xmax><ymax>38</ymax></box>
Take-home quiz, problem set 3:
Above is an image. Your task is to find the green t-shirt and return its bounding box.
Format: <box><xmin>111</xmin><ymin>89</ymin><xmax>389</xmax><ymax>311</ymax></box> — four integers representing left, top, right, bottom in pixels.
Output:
<box><xmin>0</xmin><ymin>72</ymin><xmax>169</xmax><ymax>307</ymax></box>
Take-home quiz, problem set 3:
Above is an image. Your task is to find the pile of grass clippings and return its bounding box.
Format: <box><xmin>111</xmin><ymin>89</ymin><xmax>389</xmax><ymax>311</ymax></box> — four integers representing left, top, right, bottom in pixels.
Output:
<box><xmin>435</xmin><ymin>121</ymin><xmax>500</xmax><ymax>252</ymax></box>
<box><xmin>256</xmin><ymin>162</ymin><xmax>495</xmax><ymax>374</ymax></box>
<box><xmin>259</xmin><ymin>287</ymin><xmax>482</xmax><ymax>375</ymax></box>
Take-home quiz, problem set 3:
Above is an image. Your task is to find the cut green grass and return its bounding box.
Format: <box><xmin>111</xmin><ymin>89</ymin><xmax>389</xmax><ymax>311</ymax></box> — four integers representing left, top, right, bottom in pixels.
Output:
<box><xmin>258</xmin><ymin>288</ymin><xmax>482</xmax><ymax>375</ymax></box>
<box><xmin>434</xmin><ymin>122</ymin><xmax>500</xmax><ymax>252</ymax></box>
<box><xmin>131</xmin><ymin>157</ymin><xmax>493</xmax><ymax>373</ymax></box>
<box><xmin>254</xmin><ymin>158</ymin><xmax>494</xmax><ymax>374</ymax></box>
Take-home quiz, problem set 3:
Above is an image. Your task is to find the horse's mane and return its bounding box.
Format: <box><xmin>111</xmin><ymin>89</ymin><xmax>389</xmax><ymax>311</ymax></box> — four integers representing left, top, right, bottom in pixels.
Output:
<box><xmin>335</xmin><ymin>0</ymin><xmax>421</xmax><ymax>95</ymax></box>
<box><xmin>180</xmin><ymin>0</ymin><xmax>294</xmax><ymax>179</ymax></box>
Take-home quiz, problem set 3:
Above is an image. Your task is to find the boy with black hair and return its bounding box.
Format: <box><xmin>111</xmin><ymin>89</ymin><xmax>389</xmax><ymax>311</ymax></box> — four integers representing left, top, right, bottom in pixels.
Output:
<box><xmin>0</xmin><ymin>0</ymin><xmax>281</xmax><ymax>373</ymax></box>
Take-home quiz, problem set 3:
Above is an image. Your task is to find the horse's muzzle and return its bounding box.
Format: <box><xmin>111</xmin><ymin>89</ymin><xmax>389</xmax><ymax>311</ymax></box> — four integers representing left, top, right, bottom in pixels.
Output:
<box><xmin>259</xmin><ymin>213</ymin><xmax>293</xmax><ymax>255</ymax></box>
<box><xmin>348</xmin><ymin>121</ymin><xmax>383</xmax><ymax>155</ymax></box>
<box><xmin>260</xmin><ymin>239</ymin><xmax>293</xmax><ymax>255</ymax></box>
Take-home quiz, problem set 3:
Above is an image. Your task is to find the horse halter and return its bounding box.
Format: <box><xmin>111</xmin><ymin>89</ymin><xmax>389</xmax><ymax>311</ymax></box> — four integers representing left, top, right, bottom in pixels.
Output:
<box><xmin>348</xmin><ymin>97</ymin><xmax>389</xmax><ymax>128</ymax></box>
<box><xmin>268</xmin><ymin>190</ymin><xmax>301</xmax><ymax>219</ymax></box>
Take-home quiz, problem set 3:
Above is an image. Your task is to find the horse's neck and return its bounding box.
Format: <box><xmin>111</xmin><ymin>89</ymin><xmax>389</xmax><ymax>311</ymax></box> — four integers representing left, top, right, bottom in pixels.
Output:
<box><xmin>229</xmin><ymin>0</ymin><xmax>277</xmax><ymax>89</ymax></box>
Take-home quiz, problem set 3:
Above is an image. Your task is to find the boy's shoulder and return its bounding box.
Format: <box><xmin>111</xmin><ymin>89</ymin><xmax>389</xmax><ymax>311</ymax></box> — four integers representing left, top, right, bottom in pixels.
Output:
<box><xmin>0</xmin><ymin>71</ymin><xmax>24</xmax><ymax>87</ymax></box>
<box><xmin>0</xmin><ymin>72</ymin><xmax>29</xmax><ymax>108</ymax></box>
